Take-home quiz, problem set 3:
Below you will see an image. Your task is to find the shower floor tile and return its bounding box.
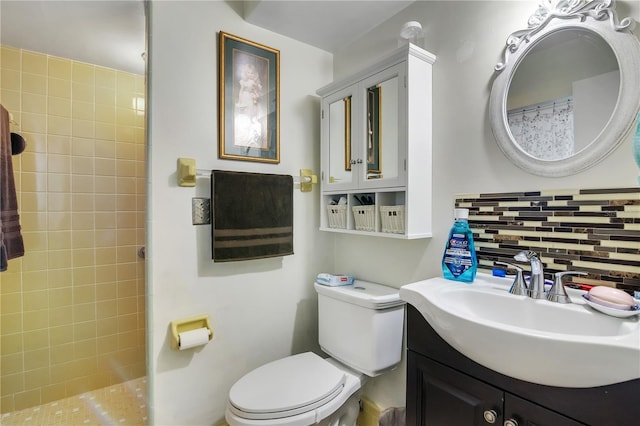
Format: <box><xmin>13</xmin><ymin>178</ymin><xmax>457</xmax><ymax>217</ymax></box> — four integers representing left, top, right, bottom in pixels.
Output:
<box><xmin>1</xmin><ymin>377</ymin><xmax>147</xmax><ymax>426</ymax></box>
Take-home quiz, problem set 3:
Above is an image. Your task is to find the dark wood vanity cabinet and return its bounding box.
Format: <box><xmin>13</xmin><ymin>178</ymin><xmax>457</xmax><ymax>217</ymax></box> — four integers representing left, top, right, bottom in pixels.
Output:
<box><xmin>408</xmin><ymin>352</ymin><xmax>582</xmax><ymax>426</ymax></box>
<box><xmin>406</xmin><ymin>305</ymin><xmax>640</xmax><ymax>426</ymax></box>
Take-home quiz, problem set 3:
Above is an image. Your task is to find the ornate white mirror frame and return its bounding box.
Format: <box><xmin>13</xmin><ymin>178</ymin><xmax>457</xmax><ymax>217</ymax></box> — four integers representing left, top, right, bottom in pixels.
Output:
<box><xmin>489</xmin><ymin>0</ymin><xmax>640</xmax><ymax>177</ymax></box>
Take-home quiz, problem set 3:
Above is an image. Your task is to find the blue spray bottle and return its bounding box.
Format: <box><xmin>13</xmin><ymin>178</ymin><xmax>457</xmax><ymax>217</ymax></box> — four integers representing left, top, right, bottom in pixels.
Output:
<box><xmin>442</xmin><ymin>208</ymin><xmax>477</xmax><ymax>283</ymax></box>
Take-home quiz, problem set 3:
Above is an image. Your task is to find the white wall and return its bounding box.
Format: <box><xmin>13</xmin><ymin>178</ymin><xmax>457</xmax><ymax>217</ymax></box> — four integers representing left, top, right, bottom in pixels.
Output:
<box><xmin>332</xmin><ymin>0</ymin><xmax>640</xmax><ymax>409</ymax></box>
<box><xmin>147</xmin><ymin>0</ymin><xmax>640</xmax><ymax>422</ymax></box>
<box><xmin>147</xmin><ymin>1</ymin><xmax>333</xmax><ymax>424</ymax></box>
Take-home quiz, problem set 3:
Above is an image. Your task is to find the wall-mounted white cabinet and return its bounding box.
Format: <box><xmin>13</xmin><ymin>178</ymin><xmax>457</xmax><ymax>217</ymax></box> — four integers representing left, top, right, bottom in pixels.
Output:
<box><xmin>317</xmin><ymin>44</ymin><xmax>436</xmax><ymax>239</ymax></box>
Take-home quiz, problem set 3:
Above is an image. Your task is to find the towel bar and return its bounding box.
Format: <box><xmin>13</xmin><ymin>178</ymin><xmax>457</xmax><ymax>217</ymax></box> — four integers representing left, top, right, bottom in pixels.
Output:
<box><xmin>176</xmin><ymin>157</ymin><xmax>317</xmax><ymax>192</ymax></box>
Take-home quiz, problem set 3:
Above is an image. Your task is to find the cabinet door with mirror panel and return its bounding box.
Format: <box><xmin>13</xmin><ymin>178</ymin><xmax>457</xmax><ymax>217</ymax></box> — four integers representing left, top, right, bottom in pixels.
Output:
<box><xmin>322</xmin><ymin>63</ymin><xmax>404</xmax><ymax>192</ymax></box>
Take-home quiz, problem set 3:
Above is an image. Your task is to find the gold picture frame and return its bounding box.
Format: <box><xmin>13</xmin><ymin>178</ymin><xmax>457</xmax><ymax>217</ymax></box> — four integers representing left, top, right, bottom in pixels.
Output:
<box><xmin>218</xmin><ymin>32</ymin><xmax>280</xmax><ymax>163</ymax></box>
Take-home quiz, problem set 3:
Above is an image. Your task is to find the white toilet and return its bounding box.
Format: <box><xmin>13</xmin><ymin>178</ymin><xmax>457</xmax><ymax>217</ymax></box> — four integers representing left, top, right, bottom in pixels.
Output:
<box><xmin>225</xmin><ymin>280</ymin><xmax>406</xmax><ymax>426</ymax></box>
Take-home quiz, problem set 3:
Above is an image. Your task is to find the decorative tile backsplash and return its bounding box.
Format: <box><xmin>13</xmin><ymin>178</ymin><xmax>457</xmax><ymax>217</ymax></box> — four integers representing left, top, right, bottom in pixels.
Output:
<box><xmin>455</xmin><ymin>188</ymin><xmax>640</xmax><ymax>295</ymax></box>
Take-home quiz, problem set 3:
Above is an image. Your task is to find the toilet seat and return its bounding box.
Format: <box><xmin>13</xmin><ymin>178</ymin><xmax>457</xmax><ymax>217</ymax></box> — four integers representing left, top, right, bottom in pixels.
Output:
<box><xmin>227</xmin><ymin>352</ymin><xmax>361</xmax><ymax>424</ymax></box>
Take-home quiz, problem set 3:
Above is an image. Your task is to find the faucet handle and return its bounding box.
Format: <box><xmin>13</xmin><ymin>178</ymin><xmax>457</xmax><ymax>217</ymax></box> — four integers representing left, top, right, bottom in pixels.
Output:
<box><xmin>495</xmin><ymin>261</ymin><xmax>528</xmax><ymax>296</ymax></box>
<box><xmin>547</xmin><ymin>271</ymin><xmax>588</xmax><ymax>304</ymax></box>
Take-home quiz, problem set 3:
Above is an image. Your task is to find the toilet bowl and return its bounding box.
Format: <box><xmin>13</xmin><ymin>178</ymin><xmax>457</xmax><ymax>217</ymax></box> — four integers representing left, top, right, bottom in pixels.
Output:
<box><xmin>226</xmin><ymin>280</ymin><xmax>405</xmax><ymax>426</ymax></box>
<box><xmin>226</xmin><ymin>353</ymin><xmax>363</xmax><ymax>426</ymax></box>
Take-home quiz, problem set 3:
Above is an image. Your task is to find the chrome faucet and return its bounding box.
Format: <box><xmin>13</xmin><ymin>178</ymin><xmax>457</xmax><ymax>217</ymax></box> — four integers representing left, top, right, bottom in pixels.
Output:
<box><xmin>514</xmin><ymin>250</ymin><xmax>546</xmax><ymax>299</ymax></box>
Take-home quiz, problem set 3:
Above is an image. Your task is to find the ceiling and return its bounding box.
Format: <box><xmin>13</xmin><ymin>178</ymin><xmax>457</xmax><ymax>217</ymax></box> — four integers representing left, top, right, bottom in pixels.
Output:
<box><xmin>242</xmin><ymin>1</ymin><xmax>415</xmax><ymax>52</ymax></box>
<box><xmin>0</xmin><ymin>0</ymin><xmax>415</xmax><ymax>75</ymax></box>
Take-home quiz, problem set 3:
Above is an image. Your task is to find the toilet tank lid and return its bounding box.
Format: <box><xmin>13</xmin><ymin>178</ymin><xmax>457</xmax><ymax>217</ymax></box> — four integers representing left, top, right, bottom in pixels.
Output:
<box><xmin>314</xmin><ymin>280</ymin><xmax>405</xmax><ymax>309</ymax></box>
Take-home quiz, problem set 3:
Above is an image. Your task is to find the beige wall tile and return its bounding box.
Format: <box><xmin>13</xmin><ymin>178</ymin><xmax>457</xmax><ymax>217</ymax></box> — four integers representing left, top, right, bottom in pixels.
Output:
<box><xmin>72</xmin><ymin>118</ymin><xmax>94</xmax><ymax>138</ymax></box>
<box><xmin>48</xmin><ymin>250</ymin><xmax>72</xmax><ymax>270</ymax></box>
<box><xmin>95</xmin><ymin>213</ymin><xmax>116</xmax><ymax>230</ymax></box>
<box><xmin>1</xmin><ymin>313</ymin><xmax>22</xmax><ymax>334</ymax></box>
<box><xmin>1</xmin><ymin>333</ymin><xmax>24</xmax><ymax>356</ymax></box>
<box><xmin>20</xmin><ymin>172</ymin><xmax>47</xmax><ymax>192</ymax></box>
<box><xmin>48</xmin><ymin>211</ymin><xmax>72</xmax><ymax>230</ymax></box>
<box><xmin>48</xmin><ymin>57</ymin><xmax>71</xmax><ymax>80</ymax></box>
<box><xmin>71</xmin><ymin>156</ymin><xmax>95</xmax><ymax>175</ymax></box>
<box><xmin>22</xmin><ymin>73</ymin><xmax>46</xmax><ymax>95</ymax></box>
<box><xmin>22</xmin><ymin>51</ymin><xmax>47</xmax><ymax>75</ymax></box>
<box><xmin>96</xmin><ymin>282</ymin><xmax>117</xmax><ymax>301</ymax></box>
<box><xmin>49</xmin><ymin>326</ymin><xmax>73</xmax><ymax>347</ymax></box>
<box><xmin>95</xmin><ymin>158</ymin><xmax>115</xmax><ymax>176</ymax></box>
<box><xmin>1</xmin><ymin>46</ymin><xmax>21</xmax><ymax>70</ymax></box>
<box><xmin>48</xmin><ymin>96</ymin><xmax>72</xmax><ymax>118</ymax></box>
<box><xmin>1</xmin><ymin>353</ymin><xmax>24</xmax><ymax>375</ymax></box>
<box><xmin>12</xmin><ymin>389</ymin><xmax>41</xmax><ymax>411</ymax></box>
<box><xmin>22</xmin><ymin>329</ymin><xmax>49</xmax><ymax>351</ymax></box>
<box><xmin>71</xmin><ymin>82</ymin><xmax>94</xmax><ymax>103</ymax></box>
<box><xmin>50</xmin><ymin>287</ymin><xmax>72</xmax><ymax>307</ymax></box>
<box><xmin>95</xmin><ymin>122</ymin><xmax>116</xmax><ymax>141</ymax></box>
<box><xmin>22</xmin><ymin>231</ymin><xmax>47</xmax><ymax>251</ymax></box>
<box><xmin>48</xmin><ymin>77</ymin><xmax>71</xmax><ymax>99</ymax></box>
<box><xmin>73</xmin><ymin>320</ymin><xmax>97</xmax><ymax>340</ymax></box>
<box><xmin>47</xmin><ymin>173</ymin><xmax>71</xmax><ymax>192</ymax></box>
<box><xmin>74</xmin><ymin>285</ymin><xmax>96</xmax><ymax>304</ymax></box>
<box><xmin>22</xmin><ymin>310</ymin><xmax>49</xmax><ymax>331</ymax></box>
<box><xmin>21</xmin><ymin>112</ymin><xmax>47</xmax><ymax>134</ymax></box>
<box><xmin>48</xmin><ymin>115</ymin><xmax>72</xmax><ymax>136</ymax></box>
<box><xmin>21</xmin><ymin>271</ymin><xmax>47</xmax><ymax>292</ymax></box>
<box><xmin>22</xmin><ymin>92</ymin><xmax>46</xmax><ymax>114</ymax></box>
<box><xmin>1</xmin><ymin>69</ymin><xmax>20</xmax><ymax>91</ymax></box>
<box><xmin>23</xmin><ymin>349</ymin><xmax>50</xmax><ymax>371</ymax></box>
<box><xmin>72</xmin><ymin>62</ymin><xmax>94</xmax><ymax>85</ymax></box>
<box><xmin>20</xmin><ymin>192</ymin><xmax>47</xmax><ymax>212</ymax></box>
<box><xmin>48</xmin><ymin>231</ymin><xmax>71</xmax><ymax>250</ymax></box>
<box><xmin>95</xmin><ymin>67</ymin><xmax>116</xmax><ymax>89</ymax></box>
<box><xmin>73</xmin><ymin>267</ymin><xmax>97</xmax><ymax>286</ymax></box>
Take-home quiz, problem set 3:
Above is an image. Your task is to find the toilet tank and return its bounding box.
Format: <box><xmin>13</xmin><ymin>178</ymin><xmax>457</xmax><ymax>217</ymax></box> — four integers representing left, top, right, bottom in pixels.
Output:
<box><xmin>314</xmin><ymin>280</ymin><xmax>405</xmax><ymax>377</ymax></box>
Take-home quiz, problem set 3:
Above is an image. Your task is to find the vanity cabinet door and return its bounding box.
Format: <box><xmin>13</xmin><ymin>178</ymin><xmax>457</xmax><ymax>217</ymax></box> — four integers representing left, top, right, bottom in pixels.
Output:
<box><xmin>407</xmin><ymin>351</ymin><xmax>504</xmax><ymax>426</ymax></box>
<box><xmin>504</xmin><ymin>394</ymin><xmax>585</xmax><ymax>426</ymax></box>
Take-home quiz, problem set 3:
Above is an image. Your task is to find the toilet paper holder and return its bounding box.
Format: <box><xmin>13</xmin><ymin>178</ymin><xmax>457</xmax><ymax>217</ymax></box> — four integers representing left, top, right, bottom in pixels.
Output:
<box><xmin>170</xmin><ymin>314</ymin><xmax>213</xmax><ymax>350</ymax></box>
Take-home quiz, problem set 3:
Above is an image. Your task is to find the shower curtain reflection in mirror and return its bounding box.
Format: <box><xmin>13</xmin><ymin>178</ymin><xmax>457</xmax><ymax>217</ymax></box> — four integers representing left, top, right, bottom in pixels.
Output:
<box><xmin>507</xmin><ymin>97</ymin><xmax>574</xmax><ymax>161</ymax></box>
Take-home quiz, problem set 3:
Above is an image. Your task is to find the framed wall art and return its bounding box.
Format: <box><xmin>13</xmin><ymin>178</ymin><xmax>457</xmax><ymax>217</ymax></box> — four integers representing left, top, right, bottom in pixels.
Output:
<box><xmin>218</xmin><ymin>32</ymin><xmax>280</xmax><ymax>163</ymax></box>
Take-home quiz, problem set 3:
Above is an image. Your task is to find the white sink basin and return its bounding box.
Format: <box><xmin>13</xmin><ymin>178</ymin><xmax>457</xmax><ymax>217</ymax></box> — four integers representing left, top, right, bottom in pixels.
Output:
<box><xmin>400</xmin><ymin>273</ymin><xmax>640</xmax><ymax>388</ymax></box>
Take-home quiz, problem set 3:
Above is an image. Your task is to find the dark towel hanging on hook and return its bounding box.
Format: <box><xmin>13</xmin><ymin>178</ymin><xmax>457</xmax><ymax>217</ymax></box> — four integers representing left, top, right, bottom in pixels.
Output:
<box><xmin>0</xmin><ymin>104</ymin><xmax>25</xmax><ymax>271</ymax></box>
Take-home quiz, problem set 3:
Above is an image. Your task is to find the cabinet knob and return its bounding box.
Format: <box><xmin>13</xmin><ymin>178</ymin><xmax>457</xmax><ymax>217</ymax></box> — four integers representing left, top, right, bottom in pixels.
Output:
<box><xmin>350</xmin><ymin>159</ymin><xmax>357</xmax><ymax>165</ymax></box>
<box><xmin>356</xmin><ymin>158</ymin><xmax>363</xmax><ymax>164</ymax></box>
<box><xmin>483</xmin><ymin>410</ymin><xmax>498</xmax><ymax>424</ymax></box>
<box><xmin>504</xmin><ymin>419</ymin><xmax>519</xmax><ymax>426</ymax></box>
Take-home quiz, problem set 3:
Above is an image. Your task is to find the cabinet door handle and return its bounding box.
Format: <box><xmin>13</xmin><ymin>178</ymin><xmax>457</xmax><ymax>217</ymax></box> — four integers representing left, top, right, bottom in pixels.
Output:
<box><xmin>350</xmin><ymin>159</ymin><xmax>357</xmax><ymax>165</ymax></box>
<box><xmin>483</xmin><ymin>410</ymin><xmax>498</xmax><ymax>424</ymax></box>
<box><xmin>356</xmin><ymin>158</ymin><xmax>363</xmax><ymax>164</ymax></box>
<box><xmin>504</xmin><ymin>419</ymin><xmax>518</xmax><ymax>426</ymax></box>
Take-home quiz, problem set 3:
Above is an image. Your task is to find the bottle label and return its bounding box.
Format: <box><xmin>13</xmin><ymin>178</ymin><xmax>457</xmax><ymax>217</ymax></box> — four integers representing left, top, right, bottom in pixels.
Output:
<box><xmin>443</xmin><ymin>233</ymin><xmax>473</xmax><ymax>277</ymax></box>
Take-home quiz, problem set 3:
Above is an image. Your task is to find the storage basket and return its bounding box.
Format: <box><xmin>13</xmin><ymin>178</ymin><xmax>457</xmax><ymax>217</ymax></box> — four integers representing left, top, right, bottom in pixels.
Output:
<box><xmin>380</xmin><ymin>205</ymin><xmax>405</xmax><ymax>234</ymax></box>
<box><xmin>326</xmin><ymin>204</ymin><xmax>347</xmax><ymax>229</ymax></box>
<box><xmin>352</xmin><ymin>205</ymin><xmax>375</xmax><ymax>231</ymax></box>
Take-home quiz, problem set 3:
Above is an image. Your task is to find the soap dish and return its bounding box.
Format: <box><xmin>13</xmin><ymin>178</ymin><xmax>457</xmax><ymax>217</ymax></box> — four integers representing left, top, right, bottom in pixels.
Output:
<box><xmin>582</xmin><ymin>294</ymin><xmax>640</xmax><ymax>318</ymax></box>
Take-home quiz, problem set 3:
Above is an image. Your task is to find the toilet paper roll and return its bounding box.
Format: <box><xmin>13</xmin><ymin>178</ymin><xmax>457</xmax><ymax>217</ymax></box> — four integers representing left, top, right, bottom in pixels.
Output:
<box><xmin>178</xmin><ymin>327</ymin><xmax>210</xmax><ymax>350</ymax></box>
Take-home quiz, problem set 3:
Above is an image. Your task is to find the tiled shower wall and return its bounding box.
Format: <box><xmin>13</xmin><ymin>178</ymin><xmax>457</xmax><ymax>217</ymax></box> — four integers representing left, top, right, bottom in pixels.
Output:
<box><xmin>0</xmin><ymin>46</ymin><xmax>146</xmax><ymax>412</ymax></box>
<box><xmin>456</xmin><ymin>188</ymin><xmax>640</xmax><ymax>295</ymax></box>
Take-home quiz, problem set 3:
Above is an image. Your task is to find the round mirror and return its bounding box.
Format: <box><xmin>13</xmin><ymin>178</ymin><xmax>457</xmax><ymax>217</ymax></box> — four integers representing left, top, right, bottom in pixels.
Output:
<box><xmin>489</xmin><ymin>0</ymin><xmax>640</xmax><ymax>177</ymax></box>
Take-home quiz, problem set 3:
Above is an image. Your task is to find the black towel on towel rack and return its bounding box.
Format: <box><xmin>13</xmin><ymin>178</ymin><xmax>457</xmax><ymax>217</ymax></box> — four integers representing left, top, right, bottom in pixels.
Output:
<box><xmin>211</xmin><ymin>170</ymin><xmax>293</xmax><ymax>262</ymax></box>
